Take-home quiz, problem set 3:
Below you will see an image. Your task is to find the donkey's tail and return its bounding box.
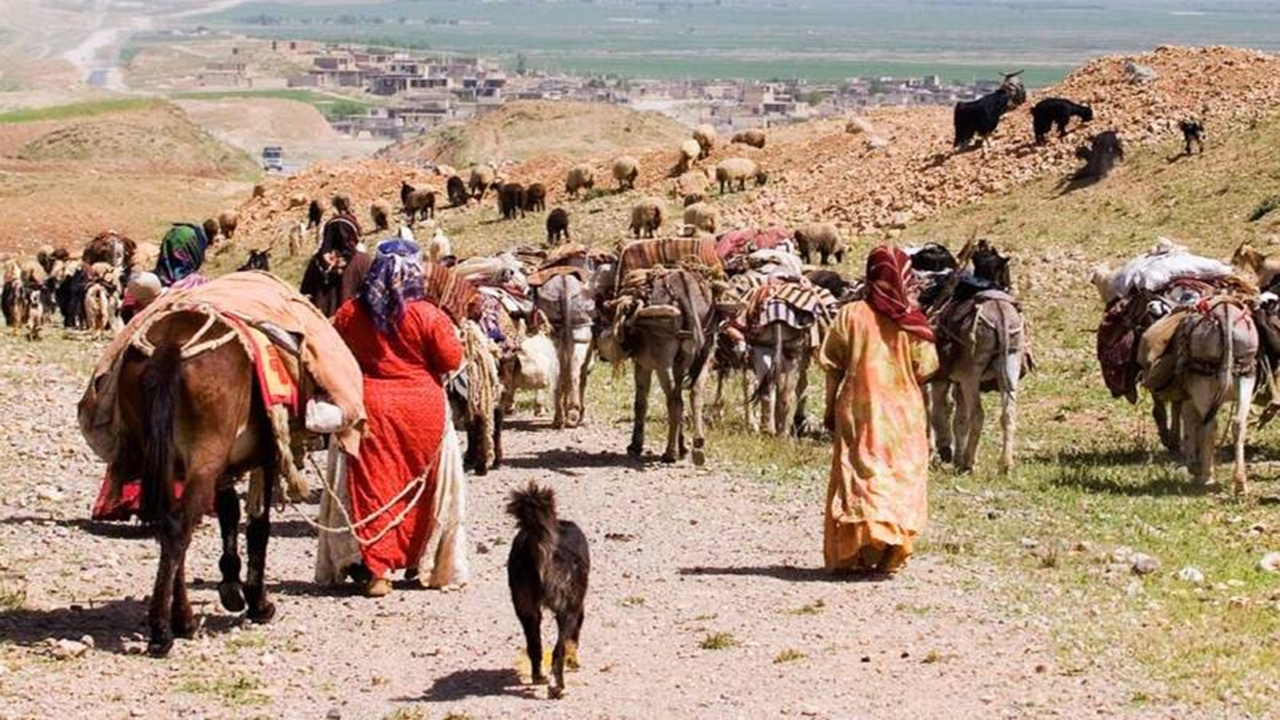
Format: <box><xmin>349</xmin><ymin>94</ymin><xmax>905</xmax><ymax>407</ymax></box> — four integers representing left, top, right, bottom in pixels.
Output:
<box><xmin>140</xmin><ymin>344</ymin><xmax>182</xmax><ymax>530</ymax></box>
<box><xmin>992</xmin><ymin>301</ymin><xmax>1017</xmax><ymax>396</ymax></box>
<box><xmin>750</xmin><ymin>323</ymin><xmax>784</xmax><ymax>406</ymax></box>
<box><xmin>1208</xmin><ymin>302</ymin><xmax>1235</xmax><ymax>426</ymax></box>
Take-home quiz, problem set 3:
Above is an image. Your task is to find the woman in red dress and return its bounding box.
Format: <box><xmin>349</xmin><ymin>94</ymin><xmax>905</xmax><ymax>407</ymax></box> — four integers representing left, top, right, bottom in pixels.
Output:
<box><xmin>333</xmin><ymin>238</ymin><xmax>464</xmax><ymax>597</ymax></box>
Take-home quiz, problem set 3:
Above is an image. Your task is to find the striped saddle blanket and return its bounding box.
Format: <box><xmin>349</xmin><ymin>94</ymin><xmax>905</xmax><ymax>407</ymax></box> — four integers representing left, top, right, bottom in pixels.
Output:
<box><xmin>422</xmin><ymin>262</ymin><xmax>480</xmax><ymax>324</ymax></box>
<box><xmin>618</xmin><ymin>237</ymin><xmax>720</xmax><ymax>280</ymax></box>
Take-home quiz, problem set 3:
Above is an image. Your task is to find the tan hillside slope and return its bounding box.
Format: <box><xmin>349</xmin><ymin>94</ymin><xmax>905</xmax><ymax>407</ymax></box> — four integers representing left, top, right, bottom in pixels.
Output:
<box><xmin>377</xmin><ymin>99</ymin><xmax>693</xmax><ymax>167</ymax></box>
<box><xmin>0</xmin><ymin>100</ymin><xmax>256</xmax><ymax>253</ymax></box>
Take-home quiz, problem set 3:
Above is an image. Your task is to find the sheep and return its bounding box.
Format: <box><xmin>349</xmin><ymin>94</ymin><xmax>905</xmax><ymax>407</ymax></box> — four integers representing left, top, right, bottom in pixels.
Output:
<box><xmin>371</xmin><ymin>199</ymin><xmax>393</xmax><ymax>231</ymax></box>
<box><xmin>400</xmin><ymin>182</ymin><xmax>436</xmax><ymax>223</ymax></box>
<box><xmin>673</xmin><ymin>169</ymin><xmax>711</xmax><ymax>200</ymax></box>
<box><xmin>675</xmin><ymin>139</ymin><xmax>702</xmax><ymax>175</ymax></box>
<box><xmin>217</xmin><ymin>209</ymin><xmax>239</xmax><ymax>239</ymax></box>
<box><xmin>202</xmin><ymin>218</ymin><xmax>221</xmax><ymax>244</ymax></box>
<box><xmin>683</xmin><ymin>202</ymin><xmax>719</xmax><ymax>235</ymax></box>
<box><xmin>953</xmin><ymin>71</ymin><xmax>1026</xmax><ymax>149</ymax></box>
<box><xmin>252</xmin><ymin>183</ymin><xmax>267</xmax><ymax>199</ymax></box>
<box><xmin>629</xmin><ymin>196</ymin><xmax>665</xmax><ymax>239</ymax></box>
<box><xmin>1031</xmin><ymin>98</ymin><xmax>1093</xmax><ymax>145</ymax></box>
<box><xmin>1232</xmin><ymin>242</ymin><xmax>1280</xmax><ymax>291</ymax></box>
<box><xmin>469</xmin><ymin>165</ymin><xmax>498</xmax><ymax>200</ymax></box>
<box><xmin>564</xmin><ymin>164</ymin><xmax>595</xmax><ymax>198</ymax></box>
<box><xmin>331</xmin><ymin>192</ymin><xmax>353</xmax><ymax>216</ymax></box>
<box><xmin>546</xmin><ymin>208</ymin><xmax>570</xmax><ymax>245</ymax></box>
<box><xmin>308</xmin><ymin>198</ymin><xmax>326</xmax><ymax>228</ymax></box>
<box><xmin>435</xmin><ymin>164</ymin><xmax>457</xmax><ymax>178</ymax></box>
<box><xmin>524</xmin><ymin>183</ymin><xmax>547</xmax><ymax>213</ymax></box>
<box><xmin>683</xmin><ymin>191</ymin><xmax>707</xmax><ymax>207</ymax></box>
<box><xmin>612</xmin><ymin>156</ymin><xmax>640</xmax><ymax>191</ymax></box>
<box><xmin>731</xmin><ymin>128</ymin><xmax>766</xmax><ymax>149</ymax></box>
<box><xmin>1089</xmin><ymin>263</ymin><xmax>1115</xmax><ymax>303</ymax></box>
<box><xmin>845</xmin><ymin>116</ymin><xmax>874</xmax><ymax>135</ymax></box>
<box><xmin>426</xmin><ymin>228</ymin><xmax>453</xmax><ymax>263</ymax></box>
<box><xmin>693</xmin><ymin>123</ymin><xmax>717</xmax><ymax>159</ymax></box>
<box><xmin>286</xmin><ymin>193</ymin><xmax>308</xmax><ymax>209</ymax></box>
<box><xmin>498</xmin><ymin>182</ymin><xmax>526</xmax><ymax>220</ymax></box>
<box><xmin>1180</xmin><ymin>120</ymin><xmax>1205</xmax><ymax>155</ymax></box>
<box><xmin>446</xmin><ymin>175</ymin><xmax>470</xmax><ymax>207</ymax></box>
<box><xmin>794</xmin><ymin>223</ymin><xmax>845</xmax><ymax>265</ymax></box>
<box><xmin>1074</xmin><ymin>131</ymin><xmax>1124</xmax><ymax>180</ymax></box>
<box><xmin>715</xmin><ymin>157</ymin><xmax>768</xmax><ymax>194</ymax></box>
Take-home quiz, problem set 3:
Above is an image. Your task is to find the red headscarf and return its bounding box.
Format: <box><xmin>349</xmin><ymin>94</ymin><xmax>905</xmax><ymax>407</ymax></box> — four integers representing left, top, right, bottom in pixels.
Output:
<box><xmin>865</xmin><ymin>246</ymin><xmax>935</xmax><ymax>342</ymax></box>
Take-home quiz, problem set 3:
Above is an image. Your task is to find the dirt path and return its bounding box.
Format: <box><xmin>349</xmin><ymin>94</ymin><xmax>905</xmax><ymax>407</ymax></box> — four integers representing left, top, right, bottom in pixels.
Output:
<box><xmin>0</xmin><ymin>339</ymin><xmax>1133</xmax><ymax>719</ymax></box>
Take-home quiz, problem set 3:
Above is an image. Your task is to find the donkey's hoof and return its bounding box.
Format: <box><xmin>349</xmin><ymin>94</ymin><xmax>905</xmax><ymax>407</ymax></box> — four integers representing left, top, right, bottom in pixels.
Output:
<box><xmin>692</xmin><ymin>448</ymin><xmax>706</xmax><ymax>466</ymax></box>
<box><xmin>938</xmin><ymin>447</ymin><xmax>953</xmax><ymax>464</ymax></box>
<box><xmin>247</xmin><ymin>601</ymin><xmax>276</xmax><ymax>624</ymax></box>
<box><xmin>549</xmin><ymin>685</ymin><xmax>565</xmax><ymax>700</ymax></box>
<box><xmin>147</xmin><ymin>636</ymin><xmax>174</xmax><ymax>658</ymax></box>
<box><xmin>660</xmin><ymin>452</ymin><xmax>678</xmax><ymax>464</ymax></box>
<box><xmin>626</xmin><ymin>444</ymin><xmax>644</xmax><ymax>459</ymax></box>
<box><xmin>218</xmin><ymin>582</ymin><xmax>246</xmax><ymax>613</ymax></box>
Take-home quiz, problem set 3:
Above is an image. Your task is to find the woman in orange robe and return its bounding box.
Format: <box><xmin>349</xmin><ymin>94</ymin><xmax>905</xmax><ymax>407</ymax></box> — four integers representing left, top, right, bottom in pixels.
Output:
<box><xmin>819</xmin><ymin>246</ymin><xmax>938</xmax><ymax>575</ymax></box>
<box><xmin>333</xmin><ymin>238</ymin><xmax>464</xmax><ymax>597</ymax></box>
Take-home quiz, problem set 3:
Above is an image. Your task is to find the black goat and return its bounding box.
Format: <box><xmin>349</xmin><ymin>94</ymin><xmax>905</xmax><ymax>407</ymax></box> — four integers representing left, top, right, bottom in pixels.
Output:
<box><xmin>307</xmin><ymin>199</ymin><xmax>324</xmax><ymax>229</ymax></box>
<box><xmin>803</xmin><ymin>269</ymin><xmax>858</xmax><ymax>302</ymax></box>
<box><xmin>507</xmin><ymin>483</ymin><xmax>589</xmax><ymax>700</ymax></box>
<box><xmin>546</xmin><ymin>208</ymin><xmax>570</xmax><ymax>245</ymax></box>
<box><xmin>909</xmin><ymin>242</ymin><xmax>959</xmax><ymax>273</ymax></box>
<box><xmin>56</xmin><ymin>267</ymin><xmax>88</xmax><ymax>329</ymax></box>
<box><xmin>972</xmin><ymin>240</ymin><xmax>1011</xmax><ymax>290</ymax></box>
<box><xmin>524</xmin><ymin>183</ymin><xmax>547</xmax><ymax>213</ymax></box>
<box><xmin>446</xmin><ymin>175</ymin><xmax>469</xmax><ymax>208</ymax></box>
<box><xmin>498</xmin><ymin>182</ymin><xmax>526</xmax><ymax>220</ymax></box>
<box><xmin>1180</xmin><ymin>120</ymin><xmax>1205</xmax><ymax>155</ymax></box>
<box><xmin>239</xmin><ymin>249</ymin><xmax>271</xmax><ymax>272</ymax></box>
<box><xmin>1074</xmin><ymin>131</ymin><xmax>1125</xmax><ymax>180</ymax></box>
<box><xmin>953</xmin><ymin>71</ymin><xmax>1027</xmax><ymax>150</ymax></box>
<box><xmin>1031</xmin><ymin>98</ymin><xmax>1093</xmax><ymax>144</ymax></box>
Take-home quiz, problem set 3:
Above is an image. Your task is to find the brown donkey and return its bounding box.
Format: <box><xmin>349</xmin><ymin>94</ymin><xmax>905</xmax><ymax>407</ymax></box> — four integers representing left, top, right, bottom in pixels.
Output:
<box><xmin>114</xmin><ymin>311</ymin><xmax>280</xmax><ymax>657</ymax></box>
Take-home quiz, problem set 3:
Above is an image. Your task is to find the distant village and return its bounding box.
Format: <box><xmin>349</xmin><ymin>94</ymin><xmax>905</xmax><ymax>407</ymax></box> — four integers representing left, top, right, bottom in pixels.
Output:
<box><xmin>203</xmin><ymin>38</ymin><xmax>1011</xmax><ymax>140</ymax></box>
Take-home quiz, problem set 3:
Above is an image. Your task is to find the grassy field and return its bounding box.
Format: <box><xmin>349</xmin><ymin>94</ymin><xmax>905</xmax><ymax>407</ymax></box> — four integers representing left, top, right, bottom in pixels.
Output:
<box><xmin>168</xmin><ymin>89</ymin><xmax>371</xmax><ymax>120</ymax></box>
<box><xmin>206</xmin><ymin>0</ymin><xmax>1280</xmax><ymax>84</ymax></box>
<box><xmin>0</xmin><ymin>99</ymin><xmax>165</xmax><ymax>125</ymax></box>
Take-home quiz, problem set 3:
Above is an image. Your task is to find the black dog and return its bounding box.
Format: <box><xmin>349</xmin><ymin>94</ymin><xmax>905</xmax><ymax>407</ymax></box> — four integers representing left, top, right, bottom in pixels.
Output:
<box><xmin>1180</xmin><ymin>120</ymin><xmax>1204</xmax><ymax>155</ymax></box>
<box><xmin>507</xmin><ymin>482</ymin><xmax>589</xmax><ymax>699</ymax></box>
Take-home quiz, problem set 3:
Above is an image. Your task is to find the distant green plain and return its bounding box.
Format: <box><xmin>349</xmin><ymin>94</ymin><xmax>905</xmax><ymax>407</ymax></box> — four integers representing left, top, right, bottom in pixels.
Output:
<box><xmin>203</xmin><ymin>0</ymin><xmax>1280</xmax><ymax>85</ymax></box>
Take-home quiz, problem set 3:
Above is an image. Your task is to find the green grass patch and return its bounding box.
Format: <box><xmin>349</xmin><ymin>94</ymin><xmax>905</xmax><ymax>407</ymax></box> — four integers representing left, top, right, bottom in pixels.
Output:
<box><xmin>0</xmin><ymin>580</ymin><xmax>25</xmax><ymax>611</ymax></box>
<box><xmin>786</xmin><ymin>599</ymin><xmax>825</xmax><ymax>616</ymax></box>
<box><xmin>178</xmin><ymin>673</ymin><xmax>270</xmax><ymax>706</ymax></box>
<box><xmin>699</xmin><ymin>632</ymin><xmax>739</xmax><ymax>650</ymax></box>
<box><xmin>1249</xmin><ymin>194</ymin><xmax>1280</xmax><ymax>222</ymax></box>
<box><xmin>169</xmin><ymin>89</ymin><xmax>371</xmax><ymax>119</ymax></box>
<box><xmin>0</xmin><ymin>99</ymin><xmax>165</xmax><ymax>125</ymax></box>
<box><xmin>773</xmin><ymin>648</ymin><xmax>807</xmax><ymax>664</ymax></box>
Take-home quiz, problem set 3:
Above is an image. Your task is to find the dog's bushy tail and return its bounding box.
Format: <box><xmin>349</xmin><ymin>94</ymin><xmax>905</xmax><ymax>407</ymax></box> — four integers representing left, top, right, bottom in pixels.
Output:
<box><xmin>506</xmin><ymin>482</ymin><xmax>559</xmax><ymax>538</ymax></box>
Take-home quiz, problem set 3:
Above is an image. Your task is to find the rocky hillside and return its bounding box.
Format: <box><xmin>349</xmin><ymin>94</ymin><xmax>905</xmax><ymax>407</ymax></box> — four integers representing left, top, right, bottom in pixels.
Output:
<box><xmin>377</xmin><ymin>100</ymin><xmax>693</xmax><ymax>168</ymax></box>
<box><xmin>229</xmin><ymin>46</ymin><xmax>1280</xmax><ymax>259</ymax></box>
